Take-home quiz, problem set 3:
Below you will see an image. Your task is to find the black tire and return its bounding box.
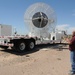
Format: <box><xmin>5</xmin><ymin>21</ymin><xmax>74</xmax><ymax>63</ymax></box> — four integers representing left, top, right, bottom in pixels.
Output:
<box><xmin>14</xmin><ymin>40</ymin><xmax>26</xmax><ymax>52</ymax></box>
<box><xmin>0</xmin><ymin>46</ymin><xmax>8</xmax><ymax>50</ymax></box>
<box><xmin>27</xmin><ymin>41</ymin><xmax>35</xmax><ymax>50</ymax></box>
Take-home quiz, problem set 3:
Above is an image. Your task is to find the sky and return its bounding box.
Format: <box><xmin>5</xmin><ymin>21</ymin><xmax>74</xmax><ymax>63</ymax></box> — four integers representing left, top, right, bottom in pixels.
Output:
<box><xmin>0</xmin><ymin>0</ymin><xmax>75</xmax><ymax>35</ymax></box>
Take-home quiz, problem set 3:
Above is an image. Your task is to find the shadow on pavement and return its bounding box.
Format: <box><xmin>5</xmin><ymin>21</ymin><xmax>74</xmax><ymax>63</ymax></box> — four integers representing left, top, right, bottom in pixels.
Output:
<box><xmin>0</xmin><ymin>43</ymin><xmax>69</xmax><ymax>56</ymax></box>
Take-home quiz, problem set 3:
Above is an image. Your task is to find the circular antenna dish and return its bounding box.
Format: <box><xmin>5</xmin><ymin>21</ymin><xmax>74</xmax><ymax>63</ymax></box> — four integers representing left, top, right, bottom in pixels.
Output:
<box><xmin>32</xmin><ymin>12</ymin><xmax>48</xmax><ymax>28</ymax></box>
<box><xmin>24</xmin><ymin>2</ymin><xmax>56</xmax><ymax>37</ymax></box>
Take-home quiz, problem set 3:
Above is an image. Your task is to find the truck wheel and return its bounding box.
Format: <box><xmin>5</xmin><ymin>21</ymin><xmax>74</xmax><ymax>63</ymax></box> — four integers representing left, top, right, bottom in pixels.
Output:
<box><xmin>0</xmin><ymin>46</ymin><xmax>8</xmax><ymax>50</ymax></box>
<box><xmin>14</xmin><ymin>40</ymin><xmax>26</xmax><ymax>52</ymax></box>
<box><xmin>3</xmin><ymin>46</ymin><xmax>8</xmax><ymax>49</ymax></box>
<box><xmin>28</xmin><ymin>41</ymin><xmax>35</xmax><ymax>50</ymax></box>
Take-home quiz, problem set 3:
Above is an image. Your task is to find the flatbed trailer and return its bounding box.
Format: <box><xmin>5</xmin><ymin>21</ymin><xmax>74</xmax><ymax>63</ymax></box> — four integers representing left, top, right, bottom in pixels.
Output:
<box><xmin>0</xmin><ymin>34</ymin><xmax>62</xmax><ymax>52</ymax></box>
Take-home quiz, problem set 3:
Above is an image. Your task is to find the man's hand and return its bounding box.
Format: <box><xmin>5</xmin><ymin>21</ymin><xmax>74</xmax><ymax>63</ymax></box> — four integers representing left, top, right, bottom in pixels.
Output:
<box><xmin>65</xmin><ymin>38</ymin><xmax>71</xmax><ymax>44</ymax></box>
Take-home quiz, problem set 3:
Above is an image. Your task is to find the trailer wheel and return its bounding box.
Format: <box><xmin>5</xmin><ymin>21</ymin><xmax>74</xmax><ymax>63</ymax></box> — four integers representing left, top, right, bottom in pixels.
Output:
<box><xmin>0</xmin><ymin>46</ymin><xmax>8</xmax><ymax>50</ymax></box>
<box><xmin>14</xmin><ymin>40</ymin><xmax>26</xmax><ymax>52</ymax></box>
<box><xmin>4</xmin><ymin>46</ymin><xmax>8</xmax><ymax>49</ymax></box>
<box><xmin>28</xmin><ymin>41</ymin><xmax>35</xmax><ymax>50</ymax></box>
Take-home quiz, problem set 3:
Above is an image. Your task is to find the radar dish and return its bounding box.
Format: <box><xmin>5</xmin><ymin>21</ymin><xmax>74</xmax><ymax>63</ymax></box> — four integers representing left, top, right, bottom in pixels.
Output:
<box><xmin>24</xmin><ymin>2</ymin><xmax>56</xmax><ymax>38</ymax></box>
<box><xmin>32</xmin><ymin>12</ymin><xmax>48</xmax><ymax>28</ymax></box>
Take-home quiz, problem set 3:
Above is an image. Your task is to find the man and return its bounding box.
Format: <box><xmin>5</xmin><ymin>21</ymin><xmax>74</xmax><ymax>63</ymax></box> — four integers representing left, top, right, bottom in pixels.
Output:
<box><xmin>67</xmin><ymin>31</ymin><xmax>75</xmax><ymax>75</ymax></box>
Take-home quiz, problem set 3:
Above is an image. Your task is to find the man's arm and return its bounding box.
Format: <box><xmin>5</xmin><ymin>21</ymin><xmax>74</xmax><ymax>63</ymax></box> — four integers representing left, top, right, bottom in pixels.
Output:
<box><xmin>66</xmin><ymin>37</ymin><xmax>75</xmax><ymax>45</ymax></box>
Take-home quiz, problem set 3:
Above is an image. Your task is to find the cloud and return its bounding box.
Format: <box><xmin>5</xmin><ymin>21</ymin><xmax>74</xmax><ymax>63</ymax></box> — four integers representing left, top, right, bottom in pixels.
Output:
<box><xmin>56</xmin><ymin>24</ymin><xmax>69</xmax><ymax>30</ymax></box>
<box><xmin>56</xmin><ymin>24</ymin><xmax>75</xmax><ymax>34</ymax></box>
<box><xmin>68</xmin><ymin>27</ymin><xmax>75</xmax><ymax>34</ymax></box>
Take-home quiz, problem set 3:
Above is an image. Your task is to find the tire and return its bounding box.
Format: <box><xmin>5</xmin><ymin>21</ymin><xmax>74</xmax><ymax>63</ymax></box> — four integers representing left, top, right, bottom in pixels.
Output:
<box><xmin>14</xmin><ymin>40</ymin><xmax>26</xmax><ymax>52</ymax></box>
<box><xmin>0</xmin><ymin>46</ymin><xmax>8</xmax><ymax>50</ymax></box>
<box><xmin>27</xmin><ymin>41</ymin><xmax>35</xmax><ymax>50</ymax></box>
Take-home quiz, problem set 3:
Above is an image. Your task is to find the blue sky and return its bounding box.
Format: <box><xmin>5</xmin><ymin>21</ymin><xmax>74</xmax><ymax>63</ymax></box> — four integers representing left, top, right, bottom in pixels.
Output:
<box><xmin>0</xmin><ymin>0</ymin><xmax>75</xmax><ymax>34</ymax></box>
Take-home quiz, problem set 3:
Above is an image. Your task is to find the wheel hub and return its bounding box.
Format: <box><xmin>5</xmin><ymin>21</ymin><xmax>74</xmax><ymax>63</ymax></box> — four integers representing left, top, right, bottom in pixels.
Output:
<box><xmin>30</xmin><ymin>42</ymin><xmax>34</xmax><ymax>49</ymax></box>
<box><xmin>19</xmin><ymin>43</ymin><xmax>25</xmax><ymax>51</ymax></box>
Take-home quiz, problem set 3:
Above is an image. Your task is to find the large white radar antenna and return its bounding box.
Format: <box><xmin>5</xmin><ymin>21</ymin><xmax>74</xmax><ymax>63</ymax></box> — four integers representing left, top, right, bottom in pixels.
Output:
<box><xmin>24</xmin><ymin>2</ymin><xmax>56</xmax><ymax>38</ymax></box>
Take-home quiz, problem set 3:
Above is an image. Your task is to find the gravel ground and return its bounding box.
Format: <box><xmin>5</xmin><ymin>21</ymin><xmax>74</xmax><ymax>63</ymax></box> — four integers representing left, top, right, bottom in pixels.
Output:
<box><xmin>0</xmin><ymin>44</ymin><xmax>70</xmax><ymax>75</ymax></box>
